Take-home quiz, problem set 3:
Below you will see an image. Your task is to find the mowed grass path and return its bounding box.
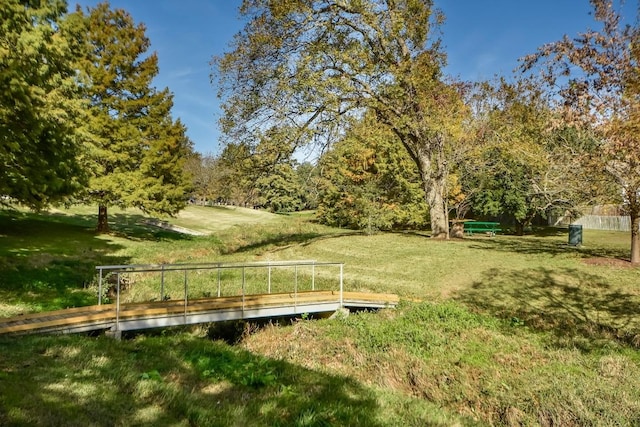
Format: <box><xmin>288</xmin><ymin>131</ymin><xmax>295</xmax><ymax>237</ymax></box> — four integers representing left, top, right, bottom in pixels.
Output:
<box><xmin>0</xmin><ymin>206</ymin><xmax>639</xmax><ymax>426</ymax></box>
<box><xmin>171</xmin><ymin>204</ymin><xmax>285</xmax><ymax>234</ymax></box>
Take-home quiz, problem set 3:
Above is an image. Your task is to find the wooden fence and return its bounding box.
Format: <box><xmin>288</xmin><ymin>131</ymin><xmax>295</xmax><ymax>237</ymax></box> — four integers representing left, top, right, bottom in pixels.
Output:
<box><xmin>550</xmin><ymin>214</ymin><xmax>635</xmax><ymax>232</ymax></box>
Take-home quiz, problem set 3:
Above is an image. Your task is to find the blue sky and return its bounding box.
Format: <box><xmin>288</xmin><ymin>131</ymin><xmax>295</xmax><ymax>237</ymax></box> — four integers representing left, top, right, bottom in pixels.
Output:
<box><xmin>72</xmin><ymin>1</ymin><xmax>635</xmax><ymax>155</ymax></box>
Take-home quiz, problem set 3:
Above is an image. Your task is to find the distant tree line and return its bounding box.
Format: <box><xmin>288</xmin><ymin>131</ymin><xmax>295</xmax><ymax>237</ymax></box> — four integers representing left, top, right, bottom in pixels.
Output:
<box><xmin>185</xmin><ymin>147</ymin><xmax>320</xmax><ymax>214</ymax></box>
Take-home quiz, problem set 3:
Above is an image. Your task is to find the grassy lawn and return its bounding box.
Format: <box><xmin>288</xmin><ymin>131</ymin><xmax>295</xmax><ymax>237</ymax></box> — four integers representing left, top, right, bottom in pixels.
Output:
<box><xmin>170</xmin><ymin>204</ymin><xmax>285</xmax><ymax>234</ymax></box>
<box><xmin>0</xmin><ymin>206</ymin><xmax>639</xmax><ymax>426</ymax></box>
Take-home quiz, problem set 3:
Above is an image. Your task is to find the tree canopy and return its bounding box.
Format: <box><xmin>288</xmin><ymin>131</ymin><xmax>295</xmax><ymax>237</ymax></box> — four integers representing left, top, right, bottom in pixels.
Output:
<box><xmin>1</xmin><ymin>1</ymin><xmax>192</xmax><ymax>231</ymax></box>
<box><xmin>0</xmin><ymin>0</ymin><xmax>86</xmax><ymax>209</ymax></box>
<box><xmin>72</xmin><ymin>2</ymin><xmax>192</xmax><ymax>232</ymax></box>
<box><xmin>214</xmin><ymin>0</ymin><xmax>467</xmax><ymax>238</ymax></box>
<box><xmin>465</xmin><ymin>78</ymin><xmax>606</xmax><ymax>235</ymax></box>
<box><xmin>317</xmin><ymin>113</ymin><xmax>428</xmax><ymax>231</ymax></box>
<box><xmin>521</xmin><ymin>0</ymin><xmax>640</xmax><ymax>263</ymax></box>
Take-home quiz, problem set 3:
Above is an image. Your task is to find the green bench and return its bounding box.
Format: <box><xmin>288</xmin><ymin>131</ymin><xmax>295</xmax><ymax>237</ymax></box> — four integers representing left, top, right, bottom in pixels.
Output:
<box><xmin>463</xmin><ymin>221</ymin><xmax>501</xmax><ymax>236</ymax></box>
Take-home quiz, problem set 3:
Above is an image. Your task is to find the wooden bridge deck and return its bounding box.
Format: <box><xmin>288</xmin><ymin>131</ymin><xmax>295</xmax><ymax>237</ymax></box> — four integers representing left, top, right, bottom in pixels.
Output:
<box><xmin>0</xmin><ymin>291</ymin><xmax>399</xmax><ymax>336</ymax></box>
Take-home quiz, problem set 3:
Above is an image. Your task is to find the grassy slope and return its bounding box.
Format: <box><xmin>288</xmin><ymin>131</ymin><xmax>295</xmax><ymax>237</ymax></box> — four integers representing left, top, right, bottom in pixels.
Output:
<box><xmin>0</xmin><ymin>206</ymin><xmax>639</xmax><ymax>426</ymax></box>
<box><xmin>171</xmin><ymin>205</ymin><xmax>284</xmax><ymax>234</ymax></box>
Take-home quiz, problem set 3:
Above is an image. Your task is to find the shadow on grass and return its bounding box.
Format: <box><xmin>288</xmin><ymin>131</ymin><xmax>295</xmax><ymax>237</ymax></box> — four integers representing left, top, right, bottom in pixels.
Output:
<box><xmin>495</xmin><ymin>226</ymin><xmax>569</xmax><ymax>237</ymax></box>
<box><xmin>467</xmin><ymin>235</ymin><xmax>629</xmax><ymax>261</ymax></box>
<box><xmin>454</xmin><ymin>267</ymin><xmax>640</xmax><ymax>351</ymax></box>
<box><xmin>0</xmin><ymin>335</ymin><xmax>388</xmax><ymax>427</ymax></box>
<box><xmin>0</xmin><ymin>211</ymin><xmax>146</xmax><ymax>312</ymax></box>
<box><xmin>526</xmin><ymin>226</ymin><xmax>570</xmax><ymax>237</ymax></box>
<box><xmin>226</xmin><ymin>230</ymin><xmax>361</xmax><ymax>255</ymax></box>
<box><xmin>108</xmin><ymin>213</ymin><xmax>198</xmax><ymax>242</ymax></box>
<box><xmin>2</xmin><ymin>209</ymin><xmax>195</xmax><ymax>242</ymax></box>
<box><xmin>395</xmin><ymin>226</ymin><xmax>567</xmax><ymax>240</ymax></box>
<box><xmin>51</xmin><ymin>211</ymin><xmax>195</xmax><ymax>242</ymax></box>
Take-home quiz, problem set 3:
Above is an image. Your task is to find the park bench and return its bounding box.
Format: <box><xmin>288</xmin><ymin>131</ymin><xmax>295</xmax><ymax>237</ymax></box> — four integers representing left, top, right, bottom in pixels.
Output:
<box><xmin>463</xmin><ymin>221</ymin><xmax>501</xmax><ymax>237</ymax></box>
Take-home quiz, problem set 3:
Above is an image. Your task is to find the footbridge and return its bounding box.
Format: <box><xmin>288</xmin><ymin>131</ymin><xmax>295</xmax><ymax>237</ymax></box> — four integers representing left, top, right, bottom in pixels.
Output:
<box><xmin>0</xmin><ymin>261</ymin><xmax>398</xmax><ymax>337</ymax></box>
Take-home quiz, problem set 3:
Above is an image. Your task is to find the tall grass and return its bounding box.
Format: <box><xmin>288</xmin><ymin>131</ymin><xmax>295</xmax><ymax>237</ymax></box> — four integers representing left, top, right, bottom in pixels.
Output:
<box><xmin>243</xmin><ymin>301</ymin><xmax>640</xmax><ymax>426</ymax></box>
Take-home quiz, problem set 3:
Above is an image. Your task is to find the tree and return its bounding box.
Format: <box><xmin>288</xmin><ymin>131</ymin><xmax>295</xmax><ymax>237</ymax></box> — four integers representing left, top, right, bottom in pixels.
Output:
<box><xmin>296</xmin><ymin>162</ymin><xmax>321</xmax><ymax>210</ymax></box>
<box><xmin>211</xmin><ymin>129</ymin><xmax>312</xmax><ymax>210</ymax></box>
<box><xmin>73</xmin><ymin>3</ymin><xmax>191</xmax><ymax>232</ymax></box>
<box><xmin>255</xmin><ymin>162</ymin><xmax>305</xmax><ymax>212</ymax></box>
<box><xmin>214</xmin><ymin>0</ymin><xmax>468</xmax><ymax>239</ymax></box>
<box><xmin>0</xmin><ymin>0</ymin><xmax>86</xmax><ymax>209</ymax></box>
<box><xmin>467</xmin><ymin>79</ymin><xmax>603</xmax><ymax>235</ymax></box>
<box><xmin>184</xmin><ymin>153</ymin><xmax>222</xmax><ymax>205</ymax></box>
<box><xmin>215</xmin><ymin>142</ymin><xmax>260</xmax><ymax>207</ymax></box>
<box><xmin>317</xmin><ymin>114</ymin><xmax>428</xmax><ymax>231</ymax></box>
<box><xmin>521</xmin><ymin>0</ymin><xmax>640</xmax><ymax>263</ymax></box>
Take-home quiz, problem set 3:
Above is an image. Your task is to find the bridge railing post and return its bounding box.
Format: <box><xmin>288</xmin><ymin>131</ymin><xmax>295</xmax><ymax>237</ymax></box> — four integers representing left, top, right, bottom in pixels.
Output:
<box><xmin>242</xmin><ymin>266</ymin><xmax>245</xmax><ymax>314</ymax></box>
<box><xmin>160</xmin><ymin>264</ymin><xmax>165</xmax><ymax>301</ymax></box>
<box><xmin>98</xmin><ymin>267</ymin><xmax>103</xmax><ymax>305</ymax></box>
<box><xmin>294</xmin><ymin>265</ymin><xmax>298</xmax><ymax>311</ymax></box>
<box><xmin>115</xmin><ymin>271</ymin><xmax>121</xmax><ymax>332</ymax></box>
<box><xmin>184</xmin><ymin>270</ymin><xmax>188</xmax><ymax>322</ymax></box>
<box><xmin>339</xmin><ymin>263</ymin><xmax>344</xmax><ymax>308</ymax></box>
<box><xmin>217</xmin><ymin>264</ymin><xmax>221</xmax><ymax>297</ymax></box>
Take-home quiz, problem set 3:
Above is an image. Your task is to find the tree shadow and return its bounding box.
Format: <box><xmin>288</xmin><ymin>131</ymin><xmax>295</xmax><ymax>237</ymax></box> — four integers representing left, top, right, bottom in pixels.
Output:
<box><xmin>3</xmin><ymin>209</ymin><xmax>196</xmax><ymax>242</ymax></box>
<box><xmin>108</xmin><ymin>213</ymin><xmax>198</xmax><ymax>242</ymax></box>
<box><xmin>55</xmin><ymin>211</ymin><xmax>196</xmax><ymax>242</ymax></box>
<box><xmin>391</xmin><ymin>230</ymin><xmax>431</xmax><ymax>239</ymax></box>
<box><xmin>227</xmin><ymin>231</ymin><xmax>361</xmax><ymax>255</ymax></box>
<box><xmin>0</xmin><ymin>212</ymin><xmax>132</xmax><ymax>311</ymax></box>
<box><xmin>454</xmin><ymin>267</ymin><xmax>640</xmax><ymax>351</ymax></box>
<box><xmin>467</xmin><ymin>235</ymin><xmax>630</xmax><ymax>261</ymax></box>
<box><xmin>527</xmin><ymin>226</ymin><xmax>569</xmax><ymax>237</ymax></box>
<box><xmin>0</xmin><ymin>335</ymin><xmax>393</xmax><ymax>426</ymax></box>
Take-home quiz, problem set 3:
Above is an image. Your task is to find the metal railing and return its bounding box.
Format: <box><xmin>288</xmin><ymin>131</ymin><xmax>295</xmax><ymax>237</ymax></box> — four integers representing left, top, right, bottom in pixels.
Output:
<box><xmin>96</xmin><ymin>260</ymin><xmax>345</xmax><ymax>329</ymax></box>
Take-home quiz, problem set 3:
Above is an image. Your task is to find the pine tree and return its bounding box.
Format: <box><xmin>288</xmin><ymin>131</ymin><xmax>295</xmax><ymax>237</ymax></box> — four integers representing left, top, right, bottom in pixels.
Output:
<box><xmin>73</xmin><ymin>2</ymin><xmax>191</xmax><ymax>232</ymax></box>
<box><xmin>0</xmin><ymin>0</ymin><xmax>85</xmax><ymax>209</ymax></box>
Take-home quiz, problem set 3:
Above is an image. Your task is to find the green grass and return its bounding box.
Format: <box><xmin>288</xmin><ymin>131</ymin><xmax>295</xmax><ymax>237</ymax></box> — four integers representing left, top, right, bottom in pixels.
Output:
<box><xmin>0</xmin><ymin>207</ymin><xmax>196</xmax><ymax>316</ymax></box>
<box><xmin>243</xmin><ymin>302</ymin><xmax>640</xmax><ymax>426</ymax></box>
<box><xmin>0</xmin><ymin>330</ymin><xmax>469</xmax><ymax>426</ymax></box>
<box><xmin>170</xmin><ymin>205</ymin><xmax>285</xmax><ymax>234</ymax></box>
<box><xmin>1</xmin><ymin>205</ymin><xmax>639</xmax><ymax>426</ymax></box>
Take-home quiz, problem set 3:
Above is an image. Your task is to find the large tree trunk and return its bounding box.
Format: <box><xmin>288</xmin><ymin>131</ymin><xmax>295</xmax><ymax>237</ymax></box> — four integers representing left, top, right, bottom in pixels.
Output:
<box><xmin>626</xmin><ymin>185</ymin><xmax>640</xmax><ymax>264</ymax></box>
<box><xmin>97</xmin><ymin>204</ymin><xmax>109</xmax><ymax>233</ymax></box>
<box><xmin>417</xmin><ymin>147</ymin><xmax>449</xmax><ymax>240</ymax></box>
<box><xmin>515</xmin><ymin>214</ymin><xmax>534</xmax><ymax>236</ymax></box>
<box><xmin>427</xmin><ymin>183</ymin><xmax>449</xmax><ymax>239</ymax></box>
<box><xmin>515</xmin><ymin>222</ymin><xmax>525</xmax><ymax>236</ymax></box>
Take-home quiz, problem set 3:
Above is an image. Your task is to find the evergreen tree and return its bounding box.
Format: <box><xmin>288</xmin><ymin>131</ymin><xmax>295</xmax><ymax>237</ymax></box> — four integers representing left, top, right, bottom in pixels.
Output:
<box><xmin>0</xmin><ymin>0</ymin><xmax>85</xmax><ymax>209</ymax></box>
<box><xmin>317</xmin><ymin>114</ymin><xmax>428</xmax><ymax>231</ymax></box>
<box><xmin>255</xmin><ymin>162</ymin><xmax>304</xmax><ymax>213</ymax></box>
<box><xmin>73</xmin><ymin>2</ymin><xmax>191</xmax><ymax>232</ymax></box>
